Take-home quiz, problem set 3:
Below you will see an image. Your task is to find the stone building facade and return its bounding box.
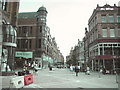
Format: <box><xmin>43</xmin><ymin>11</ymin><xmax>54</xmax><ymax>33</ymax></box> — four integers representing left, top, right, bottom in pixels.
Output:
<box><xmin>84</xmin><ymin>4</ymin><xmax>120</xmax><ymax>73</ymax></box>
<box><xmin>16</xmin><ymin>6</ymin><xmax>64</xmax><ymax>69</ymax></box>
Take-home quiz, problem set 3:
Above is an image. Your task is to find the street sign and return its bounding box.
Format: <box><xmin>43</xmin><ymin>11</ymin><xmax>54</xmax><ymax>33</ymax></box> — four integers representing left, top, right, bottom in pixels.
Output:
<box><xmin>15</xmin><ymin>51</ymin><xmax>33</xmax><ymax>58</ymax></box>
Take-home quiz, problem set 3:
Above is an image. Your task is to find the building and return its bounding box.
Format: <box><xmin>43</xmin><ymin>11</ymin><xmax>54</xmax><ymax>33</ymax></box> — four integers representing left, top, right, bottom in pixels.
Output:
<box><xmin>0</xmin><ymin>1</ymin><xmax>19</xmax><ymax>75</ymax></box>
<box><xmin>79</xmin><ymin>40</ymin><xmax>85</xmax><ymax>71</ymax></box>
<box><xmin>16</xmin><ymin>6</ymin><xmax>64</xmax><ymax>69</ymax></box>
<box><xmin>66</xmin><ymin>41</ymin><xmax>81</xmax><ymax>66</ymax></box>
<box><xmin>66</xmin><ymin>39</ymin><xmax>85</xmax><ymax>70</ymax></box>
<box><xmin>84</xmin><ymin>4</ymin><xmax>120</xmax><ymax>73</ymax></box>
<box><xmin>66</xmin><ymin>47</ymin><xmax>74</xmax><ymax>66</ymax></box>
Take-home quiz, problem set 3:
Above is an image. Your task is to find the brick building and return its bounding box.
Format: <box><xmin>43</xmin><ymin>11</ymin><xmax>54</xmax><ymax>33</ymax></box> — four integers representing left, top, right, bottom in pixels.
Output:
<box><xmin>16</xmin><ymin>6</ymin><xmax>64</xmax><ymax>69</ymax></box>
<box><xmin>84</xmin><ymin>4</ymin><xmax>120</xmax><ymax>73</ymax></box>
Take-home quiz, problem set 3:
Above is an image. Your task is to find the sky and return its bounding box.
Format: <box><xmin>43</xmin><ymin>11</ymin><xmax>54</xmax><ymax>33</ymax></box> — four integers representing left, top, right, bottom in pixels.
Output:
<box><xmin>19</xmin><ymin>0</ymin><xmax>120</xmax><ymax>59</ymax></box>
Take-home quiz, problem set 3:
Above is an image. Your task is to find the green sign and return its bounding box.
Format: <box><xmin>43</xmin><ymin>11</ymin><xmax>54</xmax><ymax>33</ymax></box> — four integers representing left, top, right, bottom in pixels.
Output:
<box><xmin>15</xmin><ymin>51</ymin><xmax>33</xmax><ymax>58</ymax></box>
<box><xmin>42</xmin><ymin>56</ymin><xmax>53</xmax><ymax>63</ymax></box>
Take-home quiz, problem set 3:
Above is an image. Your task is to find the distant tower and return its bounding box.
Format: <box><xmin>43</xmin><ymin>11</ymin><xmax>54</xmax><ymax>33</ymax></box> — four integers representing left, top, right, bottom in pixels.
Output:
<box><xmin>37</xmin><ymin>6</ymin><xmax>48</xmax><ymax>25</ymax></box>
<box><xmin>36</xmin><ymin>6</ymin><xmax>48</xmax><ymax>58</ymax></box>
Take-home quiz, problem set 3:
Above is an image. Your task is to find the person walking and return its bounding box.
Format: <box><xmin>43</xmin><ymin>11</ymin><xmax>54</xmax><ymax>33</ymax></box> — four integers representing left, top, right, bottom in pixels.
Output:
<box><xmin>78</xmin><ymin>65</ymin><xmax>81</xmax><ymax>72</ymax></box>
<box><xmin>70</xmin><ymin>65</ymin><xmax>73</xmax><ymax>72</ymax></box>
<box><xmin>102</xmin><ymin>67</ymin><xmax>106</xmax><ymax>75</ymax></box>
<box><xmin>75</xmin><ymin>65</ymin><xmax>79</xmax><ymax>76</ymax></box>
<box><xmin>86</xmin><ymin>66</ymin><xmax>90</xmax><ymax>75</ymax></box>
<box><xmin>49</xmin><ymin>65</ymin><xmax>52</xmax><ymax>71</ymax></box>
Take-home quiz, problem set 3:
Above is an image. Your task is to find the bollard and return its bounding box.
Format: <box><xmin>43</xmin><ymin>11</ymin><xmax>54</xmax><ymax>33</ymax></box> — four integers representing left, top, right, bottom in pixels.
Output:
<box><xmin>24</xmin><ymin>74</ymin><xmax>33</xmax><ymax>85</ymax></box>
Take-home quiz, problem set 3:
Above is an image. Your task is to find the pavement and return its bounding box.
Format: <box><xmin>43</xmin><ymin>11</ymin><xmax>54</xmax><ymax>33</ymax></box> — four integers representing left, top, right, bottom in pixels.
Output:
<box><xmin>32</xmin><ymin>68</ymin><xmax>118</xmax><ymax>88</ymax></box>
<box><xmin>0</xmin><ymin>68</ymin><xmax>119</xmax><ymax>89</ymax></box>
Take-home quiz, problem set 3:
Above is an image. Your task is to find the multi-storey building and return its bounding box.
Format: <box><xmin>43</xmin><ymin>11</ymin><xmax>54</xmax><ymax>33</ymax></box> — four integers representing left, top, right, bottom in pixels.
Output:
<box><xmin>66</xmin><ymin>47</ymin><xmax>74</xmax><ymax>66</ymax></box>
<box><xmin>84</xmin><ymin>4</ymin><xmax>120</xmax><ymax>73</ymax></box>
<box><xmin>0</xmin><ymin>1</ymin><xmax>19</xmax><ymax>75</ymax></box>
<box><xmin>79</xmin><ymin>40</ymin><xmax>85</xmax><ymax>70</ymax></box>
<box><xmin>66</xmin><ymin>42</ymin><xmax>80</xmax><ymax>66</ymax></box>
<box><xmin>66</xmin><ymin>39</ymin><xmax>85</xmax><ymax>70</ymax></box>
<box><xmin>16</xmin><ymin>6</ymin><xmax>64</xmax><ymax>69</ymax></box>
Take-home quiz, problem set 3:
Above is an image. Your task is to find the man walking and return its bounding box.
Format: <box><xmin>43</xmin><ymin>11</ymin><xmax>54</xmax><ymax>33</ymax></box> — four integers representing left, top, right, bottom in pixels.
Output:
<box><xmin>75</xmin><ymin>65</ymin><xmax>79</xmax><ymax>76</ymax></box>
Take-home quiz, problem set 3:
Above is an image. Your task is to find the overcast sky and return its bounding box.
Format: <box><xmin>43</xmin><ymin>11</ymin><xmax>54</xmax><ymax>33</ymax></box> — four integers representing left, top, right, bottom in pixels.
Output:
<box><xmin>19</xmin><ymin>0</ymin><xmax>120</xmax><ymax>59</ymax></box>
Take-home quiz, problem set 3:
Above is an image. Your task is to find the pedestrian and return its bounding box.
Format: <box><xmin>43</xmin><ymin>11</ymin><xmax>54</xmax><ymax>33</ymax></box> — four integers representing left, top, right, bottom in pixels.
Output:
<box><xmin>102</xmin><ymin>67</ymin><xmax>106</xmax><ymax>75</ymax></box>
<box><xmin>75</xmin><ymin>65</ymin><xmax>79</xmax><ymax>76</ymax></box>
<box><xmin>49</xmin><ymin>65</ymin><xmax>52</xmax><ymax>71</ymax></box>
<box><xmin>78</xmin><ymin>65</ymin><xmax>81</xmax><ymax>72</ymax></box>
<box><xmin>73</xmin><ymin>65</ymin><xmax>75</xmax><ymax>71</ymax></box>
<box><xmin>70</xmin><ymin>65</ymin><xmax>73</xmax><ymax>72</ymax></box>
<box><xmin>86</xmin><ymin>66</ymin><xmax>90</xmax><ymax>75</ymax></box>
<box><xmin>33</xmin><ymin>65</ymin><xmax>38</xmax><ymax>75</ymax></box>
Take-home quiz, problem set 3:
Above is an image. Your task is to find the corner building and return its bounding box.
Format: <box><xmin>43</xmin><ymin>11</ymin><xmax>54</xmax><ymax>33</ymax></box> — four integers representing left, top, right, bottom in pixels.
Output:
<box><xmin>84</xmin><ymin>4</ymin><xmax>120</xmax><ymax>73</ymax></box>
<box><xmin>16</xmin><ymin>6</ymin><xmax>64</xmax><ymax>68</ymax></box>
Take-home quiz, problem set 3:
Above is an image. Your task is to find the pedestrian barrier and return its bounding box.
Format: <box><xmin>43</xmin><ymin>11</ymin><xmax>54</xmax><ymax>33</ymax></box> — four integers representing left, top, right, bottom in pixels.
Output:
<box><xmin>9</xmin><ymin>74</ymin><xmax>42</xmax><ymax>88</ymax></box>
<box><xmin>9</xmin><ymin>76</ymin><xmax>24</xmax><ymax>88</ymax></box>
<box><xmin>24</xmin><ymin>74</ymin><xmax>33</xmax><ymax>85</ymax></box>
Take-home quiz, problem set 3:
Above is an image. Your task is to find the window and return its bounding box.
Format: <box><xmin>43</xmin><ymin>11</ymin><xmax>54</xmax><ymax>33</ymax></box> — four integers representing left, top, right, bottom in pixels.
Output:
<box><xmin>110</xmin><ymin>28</ymin><xmax>115</xmax><ymax>37</ymax></box>
<box><xmin>21</xmin><ymin>39</ymin><xmax>28</xmax><ymax>48</ymax></box>
<box><xmin>40</xmin><ymin>26</ymin><xmax>42</xmax><ymax>33</ymax></box>
<box><xmin>17</xmin><ymin>40</ymin><xmax>20</xmax><ymax>49</ymax></box>
<box><xmin>29</xmin><ymin>39</ymin><xmax>31</xmax><ymax>49</ymax></box>
<box><xmin>109</xmin><ymin>15</ymin><xmax>114</xmax><ymax>23</ymax></box>
<box><xmin>118</xmin><ymin>28</ymin><xmax>120</xmax><ymax>37</ymax></box>
<box><xmin>22</xmin><ymin>26</ymin><xmax>27</xmax><ymax>34</ymax></box>
<box><xmin>29</xmin><ymin>27</ymin><xmax>32</xmax><ymax>34</ymax></box>
<box><xmin>2</xmin><ymin>1</ymin><xmax>7</xmax><ymax>11</ymax></box>
<box><xmin>101</xmin><ymin>15</ymin><xmax>106</xmax><ymax>23</ymax></box>
<box><xmin>117</xmin><ymin>15</ymin><xmax>120</xmax><ymax>23</ymax></box>
<box><xmin>95</xmin><ymin>17</ymin><xmax>97</xmax><ymax>24</ymax></box>
<box><xmin>18</xmin><ymin>27</ymin><xmax>22</xmax><ymax>34</ymax></box>
<box><xmin>102</xmin><ymin>28</ymin><xmax>107</xmax><ymax>37</ymax></box>
<box><xmin>38</xmin><ymin>39</ymin><xmax>41</xmax><ymax>48</ymax></box>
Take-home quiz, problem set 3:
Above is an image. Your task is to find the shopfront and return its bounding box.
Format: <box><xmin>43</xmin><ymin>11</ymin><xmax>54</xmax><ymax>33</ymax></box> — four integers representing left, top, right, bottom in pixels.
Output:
<box><xmin>15</xmin><ymin>51</ymin><xmax>33</xmax><ymax>68</ymax></box>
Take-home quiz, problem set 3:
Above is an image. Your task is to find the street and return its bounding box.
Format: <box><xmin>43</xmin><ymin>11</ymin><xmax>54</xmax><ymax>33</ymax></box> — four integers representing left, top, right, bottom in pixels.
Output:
<box><xmin>0</xmin><ymin>68</ymin><xmax>119</xmax><ymax>90</ymax></box>
<box><xmin>32</xmin><ymin>68</ymin><xmax>118</xmax><ymax>88</ymax></box>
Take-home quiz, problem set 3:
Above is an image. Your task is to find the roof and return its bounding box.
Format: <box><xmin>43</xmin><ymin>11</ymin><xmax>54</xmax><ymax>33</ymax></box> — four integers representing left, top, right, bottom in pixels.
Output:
<box><xmin>18</xmin><ymin>12</ymin><xmax>38</xmax><ymax>18</ymax></box>
<box><xmin>38</xmin><ymin>6</ymin><xmax>47</xmax><ymax>12</ymax></box>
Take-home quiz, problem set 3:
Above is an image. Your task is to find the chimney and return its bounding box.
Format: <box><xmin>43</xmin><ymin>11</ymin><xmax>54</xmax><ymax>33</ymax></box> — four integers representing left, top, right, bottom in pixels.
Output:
<box><xmin>85</xmin><ymin>27</ymin><xmax>88</xmax><ymax>34</ymax></box>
